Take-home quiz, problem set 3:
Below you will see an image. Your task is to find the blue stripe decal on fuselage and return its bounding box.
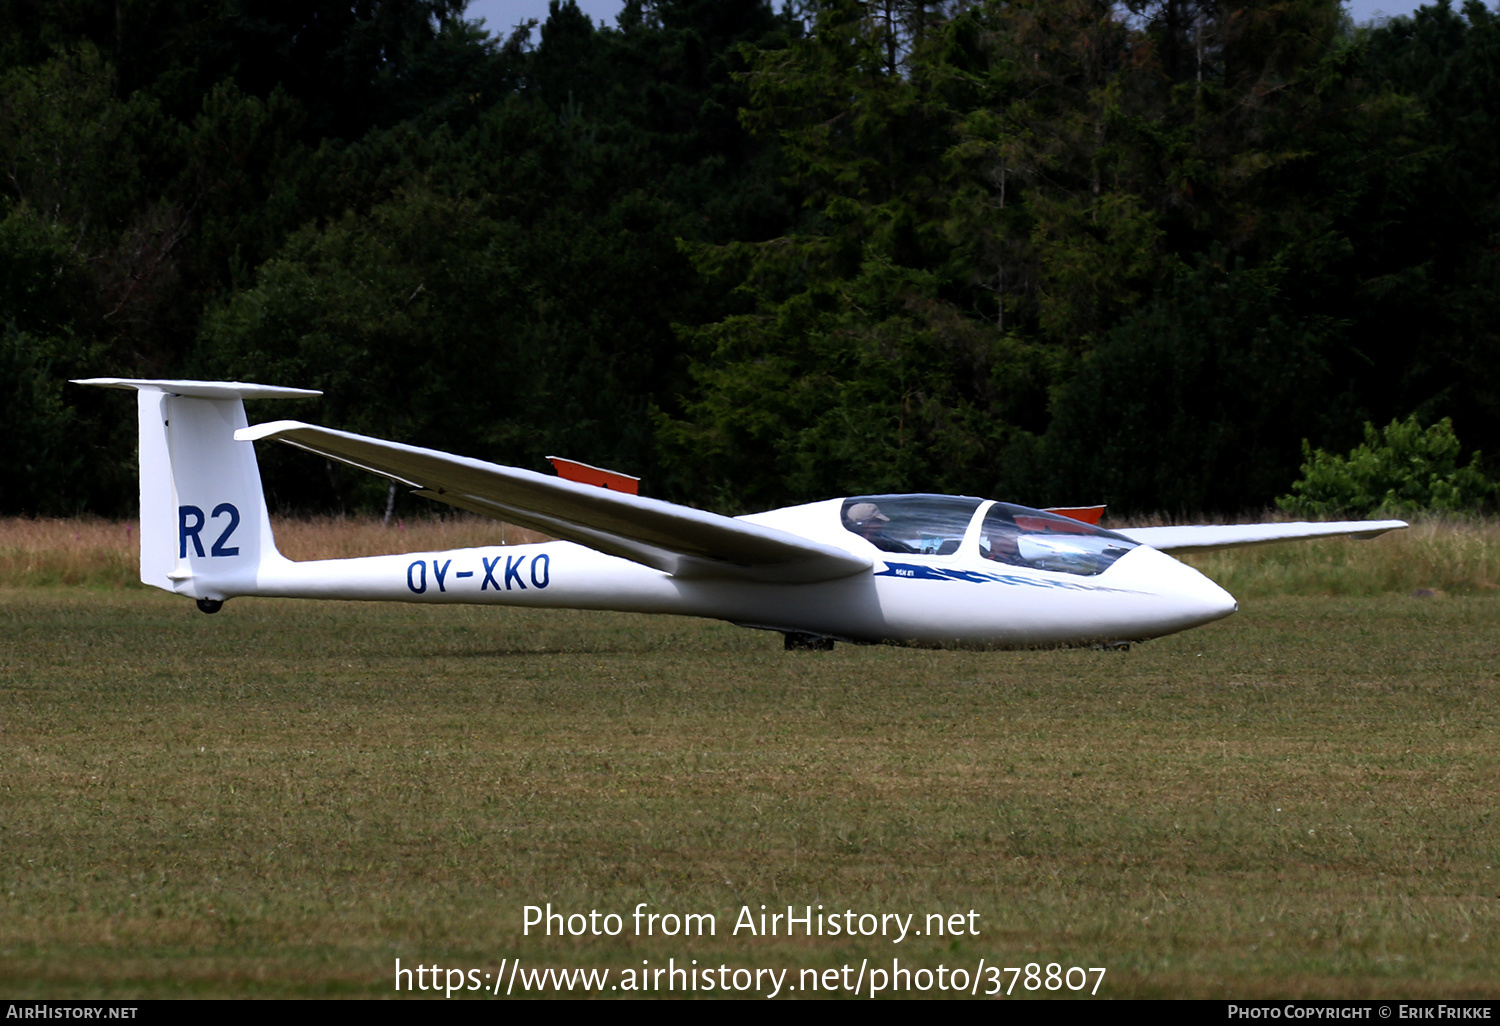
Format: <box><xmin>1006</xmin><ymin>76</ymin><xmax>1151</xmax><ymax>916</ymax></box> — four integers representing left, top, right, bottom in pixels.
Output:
<box><xmin>874</xmin><ymin>561</ymin><xmax>1130</xmax><ymax>593</ymax></box>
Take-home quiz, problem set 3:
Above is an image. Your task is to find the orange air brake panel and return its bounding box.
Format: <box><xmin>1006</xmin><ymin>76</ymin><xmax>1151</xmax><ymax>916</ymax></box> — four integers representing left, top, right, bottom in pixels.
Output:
<box><xmin>547</xmin><ymin>456</ymin><xmax>641</xmax><ymax>495</ymax></box>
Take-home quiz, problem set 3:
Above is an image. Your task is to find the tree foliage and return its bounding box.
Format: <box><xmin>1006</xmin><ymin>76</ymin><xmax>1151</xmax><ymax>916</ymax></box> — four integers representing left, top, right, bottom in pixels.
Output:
<box><xmin>1</xmin><ymin>0</ymin><xmax>1497</xmax><ymax>517</ymax></box>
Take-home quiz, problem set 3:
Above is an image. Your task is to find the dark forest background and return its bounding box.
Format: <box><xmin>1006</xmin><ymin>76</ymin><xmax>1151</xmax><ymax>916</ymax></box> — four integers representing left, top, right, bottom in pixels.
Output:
<box><xmin>3</xmin><ymin>0</ymin><xmax>1497</xmax><ymax>517</ymax></box>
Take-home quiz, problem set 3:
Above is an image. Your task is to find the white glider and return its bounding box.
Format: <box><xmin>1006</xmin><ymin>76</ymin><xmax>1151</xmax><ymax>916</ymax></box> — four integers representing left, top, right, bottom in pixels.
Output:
<box><xmin>74</xmin><ymin>378</ymin><xmax>1407</xmax><ymax>649</ymax></box>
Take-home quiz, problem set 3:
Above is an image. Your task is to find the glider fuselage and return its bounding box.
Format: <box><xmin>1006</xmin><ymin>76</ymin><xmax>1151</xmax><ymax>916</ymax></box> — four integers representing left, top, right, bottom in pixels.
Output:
<box><xmin>219</xmin><ymin>499</ymin><xmax>1238</xmax><ymax>648</ymax></box>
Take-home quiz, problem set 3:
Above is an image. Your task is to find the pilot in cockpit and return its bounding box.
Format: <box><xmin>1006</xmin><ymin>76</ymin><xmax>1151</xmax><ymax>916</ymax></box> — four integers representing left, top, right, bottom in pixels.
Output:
<box><xmin>845</xmin><ymin>502</ymin><xmax>916</xmax><ymax>553</ymax></box>
<box><xmin>981</xmin><ymin>512</ymin><xmax>1027</xmax><ymax>566</ymax></box>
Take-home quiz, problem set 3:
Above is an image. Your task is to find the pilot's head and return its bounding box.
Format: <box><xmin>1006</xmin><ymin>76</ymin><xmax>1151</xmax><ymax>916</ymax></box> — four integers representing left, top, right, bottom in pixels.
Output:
<box><xmin>846</xmin><ymin>502</ymin><xmax>890</xmax><ymax>538</ymax></box>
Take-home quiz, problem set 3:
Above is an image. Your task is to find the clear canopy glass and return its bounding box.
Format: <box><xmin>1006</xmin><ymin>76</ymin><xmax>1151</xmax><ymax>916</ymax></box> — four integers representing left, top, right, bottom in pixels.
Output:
<box><xmin>840</xmin><ymin>495</ymin><xmax>984</xmax><ymax>556</ymax></box>
<box><xmin>841</xmin><ymin>495</ymin><xmax>1138</xmax><ymax>577</ymax></box>
<box><xmin>978</xmin><ymin>503</ymin><xmax>1137</xmax><ymax>576</ymax></box>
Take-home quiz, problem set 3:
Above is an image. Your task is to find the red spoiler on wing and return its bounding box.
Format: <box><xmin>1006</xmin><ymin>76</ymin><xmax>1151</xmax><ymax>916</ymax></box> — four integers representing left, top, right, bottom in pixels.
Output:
<box><xmin>547</xmin><ymin>456</ymin><xmax>641</xmax><ymax>495</ymax></box>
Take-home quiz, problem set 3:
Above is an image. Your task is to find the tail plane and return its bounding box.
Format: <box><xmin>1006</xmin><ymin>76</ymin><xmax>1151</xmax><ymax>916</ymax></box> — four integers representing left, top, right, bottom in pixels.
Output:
<box><xmin>72</xmin><ymin>379</ymin><xmax>320</xmax><ymax>604</ymax></box>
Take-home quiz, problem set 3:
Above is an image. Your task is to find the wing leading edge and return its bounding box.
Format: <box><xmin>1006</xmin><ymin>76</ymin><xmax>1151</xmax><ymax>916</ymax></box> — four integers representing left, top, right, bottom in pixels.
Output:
<box><xmin>1115</xmin><ymin>520</ymin><xmax>1408</xmax><ymax>554</ymax></box>
<box><xmin>235</xmin><ymin>421</ymin><xmax>872</xmax><ymax>584</ymax></box>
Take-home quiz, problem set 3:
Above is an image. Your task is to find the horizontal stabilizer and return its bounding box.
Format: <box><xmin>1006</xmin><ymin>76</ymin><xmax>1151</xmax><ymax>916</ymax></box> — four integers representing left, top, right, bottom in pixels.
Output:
<box><xmin>72</xmin><ymin>377</ymin><xmax>321</xmax><ymax>400</ymax></box>
<box><xmin>1116</xmin><ymin>520</ymin><xmax>1408</xmax><ymax>554</ymax></box>
<box><xmin>236</xmin><ymin>421</ymin><xmax>872</xmax><ymax>583</ymax></box>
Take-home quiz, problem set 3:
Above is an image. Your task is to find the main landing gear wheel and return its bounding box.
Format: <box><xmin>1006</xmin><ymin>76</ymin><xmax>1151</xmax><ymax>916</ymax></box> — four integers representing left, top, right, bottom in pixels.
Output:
<box><xmin>196</xmin><ymin>598</ymin><xmax>224</xmax><ymax>614</ymax></box>
<box><xmin>783</xmin><ymin>632</ymin><xmax>835</xmax><ymax>651</ymax></box>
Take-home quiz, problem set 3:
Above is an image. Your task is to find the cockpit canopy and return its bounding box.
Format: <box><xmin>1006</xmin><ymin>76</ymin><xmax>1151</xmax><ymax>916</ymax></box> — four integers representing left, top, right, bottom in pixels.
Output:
<box><xmin>842</xmin><ymin>495</ymin><xmax>982</xmax><ymax>557</ymax></box>
<box><xmin>841</xmin><ymin>494</ymin><xmax>1138</xmax><ymax>577</ymax></box>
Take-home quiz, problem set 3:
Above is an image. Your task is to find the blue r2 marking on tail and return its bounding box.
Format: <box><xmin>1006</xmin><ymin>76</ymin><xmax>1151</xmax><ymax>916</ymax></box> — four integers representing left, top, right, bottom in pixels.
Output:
<box><xmin>180</xmin><ymin>503</ymin><xmax>240</xmax><ymax>558</ymax></box>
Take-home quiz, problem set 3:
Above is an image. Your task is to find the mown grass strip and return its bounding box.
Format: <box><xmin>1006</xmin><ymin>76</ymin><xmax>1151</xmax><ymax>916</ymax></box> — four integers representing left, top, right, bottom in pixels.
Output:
<box><xmin>1</xmin><ymin>585</ymin><xmax>1497</xmax><ymax>998</ymax></box>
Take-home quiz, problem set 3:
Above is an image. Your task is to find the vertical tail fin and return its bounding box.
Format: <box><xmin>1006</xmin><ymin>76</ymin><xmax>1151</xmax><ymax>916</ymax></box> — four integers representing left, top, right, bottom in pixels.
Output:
<box><xmin>73</xmin><ymin>379</ymin><xmax>320</xmax><ymax>599</ymax></box>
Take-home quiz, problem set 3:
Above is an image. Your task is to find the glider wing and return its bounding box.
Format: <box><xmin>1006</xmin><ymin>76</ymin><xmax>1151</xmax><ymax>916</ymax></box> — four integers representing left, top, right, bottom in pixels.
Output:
<box><xmin>236</xmin><ymin>421</ymin><xmax>871</xmax><ymax>583</ymax></box>
<box><xmin>1115</xmin><ymin>520</ymin><xmax>1408</xmax><ymax>554</ymax></box>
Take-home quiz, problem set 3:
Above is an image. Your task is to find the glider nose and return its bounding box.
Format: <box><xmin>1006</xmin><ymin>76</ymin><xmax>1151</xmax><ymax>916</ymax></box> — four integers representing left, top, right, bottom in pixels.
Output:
<box><xmin>1117</xmin><ymin>546</ymin><xmax>1238</xmax><ymax>634</ymax></box>
<box><xmin>1167</xmin><ymin>557</ymin><xmax>1238</xmax><ymax>624</ymax></box>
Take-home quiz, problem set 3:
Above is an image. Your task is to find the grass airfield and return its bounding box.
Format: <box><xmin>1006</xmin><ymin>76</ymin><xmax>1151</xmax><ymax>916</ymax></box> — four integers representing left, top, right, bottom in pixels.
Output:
<box><xmin>2</xmin><ymin>520</ymin><xmax>1499</xmax><ymax>998</ymax></box>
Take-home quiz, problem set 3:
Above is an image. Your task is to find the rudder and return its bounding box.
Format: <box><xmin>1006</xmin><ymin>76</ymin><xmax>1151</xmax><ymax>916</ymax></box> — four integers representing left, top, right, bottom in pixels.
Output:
<box><xmin>74</xmin><ymin>379</ymin><xmax>320</xmax><ymax>600</ymax></box>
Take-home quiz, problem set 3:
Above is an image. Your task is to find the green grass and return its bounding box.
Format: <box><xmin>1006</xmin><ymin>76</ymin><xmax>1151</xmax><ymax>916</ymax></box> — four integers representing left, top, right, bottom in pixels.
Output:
<box><xmin>2</xmin><ymin>583</ymin><xmax>1498</xmax><ymax>998</ymax></box>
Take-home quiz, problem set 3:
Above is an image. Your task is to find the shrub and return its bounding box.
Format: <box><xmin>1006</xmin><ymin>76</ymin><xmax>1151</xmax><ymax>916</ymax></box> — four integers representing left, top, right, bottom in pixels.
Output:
<box><xmin>1278</xmin><ymin>416</ymin><xmax>1495</xmax><ymax>517</ymax></box>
